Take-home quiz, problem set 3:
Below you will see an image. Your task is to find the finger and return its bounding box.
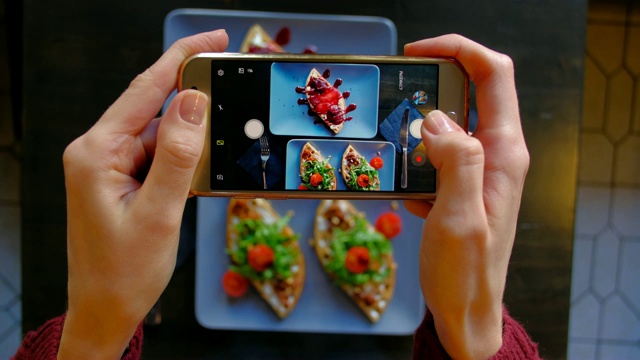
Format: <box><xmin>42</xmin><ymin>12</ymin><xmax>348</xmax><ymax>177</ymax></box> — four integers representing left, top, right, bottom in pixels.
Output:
<box><xmin>139</xmin><ymin>118</ymin><xmax>161</xmax><ymax>160</ymax></box>
<box><xmin>125</xmin><ymin>118</ymin><xmax>162</xmax><ymax>184</ymax></box>
<box><xmin>421</xmin><ymin>110</ymin><xmax>485</xmax><ymax>217</ymax></box>
<box><xmin>405</xmin><ymin>34</ymin><xmax>529</xmax><ymax>219</ymax></box>
<box><xmin>404</xmin><ymin>34</ymin><xmax>519</xmax><ymax>134</ymax></box>
<box><xmin>101</xmin><ymin>29</ymin><xmax>228</xmax><ymax>135</ymax></box>
<box><xmin>404</xmin><ymin>200</ymin><xmax>433</xmax><ymax>219</ymax></box>
<box><xmin>132</xmin><ymin>89</ymin><xmax>208</xmax><ymax>222</ymax></box>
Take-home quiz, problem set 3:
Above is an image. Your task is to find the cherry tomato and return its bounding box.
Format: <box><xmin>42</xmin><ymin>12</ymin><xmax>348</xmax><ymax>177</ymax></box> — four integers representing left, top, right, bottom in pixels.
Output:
<box><xmin>248</xmin><ymin>244</ymin><xmax>275</xmax><ymax>272</ymax></box>
<box><xmin>356</xmin><ymin>174</ymin><xmax>370</xmax><ymax>188</ymax></box>
<box><xmin>222</xmin><ymin>270</ymin><xmax>249</xmax><ymax>298</ymax></box>
<box><xmin>375</xmin><ymin>212</ymin><xmax>402</xmax><ymax>239</ymax></box>
<box><xmin>310</xmin><ymin>173</ymin><xmax>323</xmax><ymax>186</ymax></box>
<box><xmin>370</xmin><ymin>156</ymin><xmax>384</xmax><ymax>170</ymax></box>
<box><xmin>298</xmin><ymin>184</ymin><xmax>309</xmax><ymax>190</ymax></box>
<box><xmin>345</xmin><ymin>246</ymin><xmax>370</xmax><ymax>274</ymax></box>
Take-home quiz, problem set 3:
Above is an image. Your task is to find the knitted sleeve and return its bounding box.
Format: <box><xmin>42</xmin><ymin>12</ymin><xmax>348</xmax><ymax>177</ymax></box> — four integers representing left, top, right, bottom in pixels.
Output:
<box><xmin>11</xmin><ymin>314</ymin><xmax>143</xmax><ymax>360</ymax></box>
<box><xmin>412</xmin><ymin>306</ymin><xmax>542</xmax><ymax>359</ymax></box>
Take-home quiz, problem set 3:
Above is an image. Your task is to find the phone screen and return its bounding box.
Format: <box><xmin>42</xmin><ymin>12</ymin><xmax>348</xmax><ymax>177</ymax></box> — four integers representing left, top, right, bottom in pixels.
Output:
<box><xmin>208</xmin><ymin>60</ymin><xmax>439</xmax><ymax>194</ymax></box>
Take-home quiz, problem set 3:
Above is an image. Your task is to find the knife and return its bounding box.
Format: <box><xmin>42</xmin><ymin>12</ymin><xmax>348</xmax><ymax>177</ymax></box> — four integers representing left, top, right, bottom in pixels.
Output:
<box><xmin>400</xmin><ymin>106</ymin><xmax>410</xmax><ymax>189</ymax></box>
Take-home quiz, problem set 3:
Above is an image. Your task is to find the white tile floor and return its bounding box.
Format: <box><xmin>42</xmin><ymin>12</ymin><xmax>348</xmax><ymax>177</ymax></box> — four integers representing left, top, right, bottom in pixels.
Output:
<box><xmin>566</xmin><ymin>1</ymin><xmax>640</xmax><ymax>358</ymax></box>
<box><xmin>1</xmin><ymin>2</ymin><xmax>639</xmax><ymax>359</ymax></box>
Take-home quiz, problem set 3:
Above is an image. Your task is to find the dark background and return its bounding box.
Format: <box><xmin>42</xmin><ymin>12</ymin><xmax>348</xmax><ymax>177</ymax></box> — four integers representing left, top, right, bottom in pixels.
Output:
<box><xmin>15</xmin><ymin>1</ymin><xmax>587</xmax><ymax>358</ymax></box>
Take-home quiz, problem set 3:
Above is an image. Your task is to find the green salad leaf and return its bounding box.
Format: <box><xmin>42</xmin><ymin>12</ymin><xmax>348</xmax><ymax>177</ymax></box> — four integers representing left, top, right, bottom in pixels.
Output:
<box><xmin>347</xmin><ymin>157</ymin><xmax>379</xmax><ymax>191</ymax></box>
<box><xmin>227</xmin><ymin>216</ymin><xmax>299</xmax><ymax>281</ymax></box>
<box><xmin>324</xmin><ymin>216</ymin><xmax>392</xmax><ymax>285</ymax></box>
<box><xmin>300</xmin><ymin>157</ymin><xmax>335</xmax><ymax>190</ymax></box>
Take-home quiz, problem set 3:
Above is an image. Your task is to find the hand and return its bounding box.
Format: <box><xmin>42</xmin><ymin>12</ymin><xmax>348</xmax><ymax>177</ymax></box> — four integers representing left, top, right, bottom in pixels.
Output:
<box><xmin>404</xmin><ymin>35</ymin><xmax>529</xmax><ymax>359</ymax></box>
<box><xmin>58</xmin><ymin>30</ymin><xmax>228</xmax><ymax>359</ymax></box>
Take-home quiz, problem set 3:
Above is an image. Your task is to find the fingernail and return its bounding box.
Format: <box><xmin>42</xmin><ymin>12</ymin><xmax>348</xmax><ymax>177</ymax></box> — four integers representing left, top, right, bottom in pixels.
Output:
<box><xmin>180</xmin><ymin>91</ymin><xmax>207</xmax><ymax>125</ymax></box>
<box><xmin>423</xmin><ymin>110</ymin><xmax>454</xmax><ymax>135</ymax></box>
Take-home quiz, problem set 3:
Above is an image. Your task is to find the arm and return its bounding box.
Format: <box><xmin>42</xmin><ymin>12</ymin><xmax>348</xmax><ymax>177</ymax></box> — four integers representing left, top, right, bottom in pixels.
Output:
<box><xmin>413</xmin><ymin>307</ymin><xmax>541</xmax><ymax>359</ymax></box>
<box><xmin>404</xmin><ymin>35</ymin><xmax>535</xmax><ymax>359</ymax></box>
<box><xmin>11</xmin><ymin>315</ymin><xmax>143</xmax><ymax>360</ymax></box>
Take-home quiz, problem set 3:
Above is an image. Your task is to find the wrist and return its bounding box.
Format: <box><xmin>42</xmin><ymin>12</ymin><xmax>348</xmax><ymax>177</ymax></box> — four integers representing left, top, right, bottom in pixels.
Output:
<box><xmin>431</xmin><ymin>304</ymin><xmax>503</xmax><ymax>360</ymax></box>
<box><xmin>58</xmin><ymin>308</ymin><xmax>140</xmax><ymax>360</ymax></box>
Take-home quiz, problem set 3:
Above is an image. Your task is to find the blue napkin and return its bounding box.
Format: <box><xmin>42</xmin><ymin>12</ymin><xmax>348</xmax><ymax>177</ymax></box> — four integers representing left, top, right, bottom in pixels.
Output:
<box><xmin>236</xmin><ymin>136</ymin><xmax>285</xmax><ymax>188</ymax></box>
<box><xmin>379</xmin><ymin>99</ymin><xmax>424</xmax><ymax>154</ymax></box>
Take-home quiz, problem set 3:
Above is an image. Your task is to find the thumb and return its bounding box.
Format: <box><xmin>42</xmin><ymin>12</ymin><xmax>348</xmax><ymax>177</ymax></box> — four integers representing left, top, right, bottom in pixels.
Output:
<box><xmin>421</xmin><ymin>110</ymin><xmax>485</xmax><ymax>218</ymax></box>
<box><xmin>137</xmin><ymin>89</ymin><xmax>208</xmax><ymax>216</ymax></box>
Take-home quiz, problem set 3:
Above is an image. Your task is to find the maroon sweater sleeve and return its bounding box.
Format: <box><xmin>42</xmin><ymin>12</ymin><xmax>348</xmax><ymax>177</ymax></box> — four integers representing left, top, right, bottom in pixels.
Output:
<box><xmin>413</xmin><ymin>306</ymin><xmax>541</xmax><ymax>359</ymax></box>
<box><xmin>11</xmin><ymin>314</ymin><xmax>144</xmax><ymax>360</ymax></box>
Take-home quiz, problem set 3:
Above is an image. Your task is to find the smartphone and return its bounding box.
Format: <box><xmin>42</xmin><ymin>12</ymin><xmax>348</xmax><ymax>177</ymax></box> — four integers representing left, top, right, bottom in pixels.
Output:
<box><xmin>179</xmin><ymin>53</ymin><xmax>468</xmax><ymax>200</ymax></box>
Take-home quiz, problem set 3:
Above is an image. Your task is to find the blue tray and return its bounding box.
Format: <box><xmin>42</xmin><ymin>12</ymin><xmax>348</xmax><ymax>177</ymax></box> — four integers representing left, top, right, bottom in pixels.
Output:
<box><xmin>269</xmin><ymin>63</ymin><xmax>380</xmax><ymax>138</ymax></box>
<box><xmin>285</xmin><ymin>139</ymin><xmax>396</xmax><ymax>191</ymax></box>
<box><xmin>162</xmin><ymin>9</ymin><xmax>397</xmax><ymax>114</ymax></box>
<box><xmin>164</xmin><ymin>9</ymin><xmax>397</xmax><ymax>55</ymax></box>
<box><xmin>195</xmin><ymin>198</ymin><xmax>425</xmax><ymax>335</ymax></box>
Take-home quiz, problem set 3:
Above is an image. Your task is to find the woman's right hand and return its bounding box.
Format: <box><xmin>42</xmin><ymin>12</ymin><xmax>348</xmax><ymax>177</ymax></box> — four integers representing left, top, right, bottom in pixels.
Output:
<box><xmin>404</xmin><ymin>35</ymin><xmax>529</xmax><ymax>359</ymax></box>
<box><xmin>58</xmin><ymin>29</ymin><xmax>228</xmax><ymax>360</ymax></box>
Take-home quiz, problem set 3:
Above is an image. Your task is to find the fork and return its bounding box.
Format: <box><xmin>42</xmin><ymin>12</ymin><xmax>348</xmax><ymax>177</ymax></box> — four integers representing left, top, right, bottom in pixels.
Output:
<box><xmin>259</xmin><ymin>136</ymin><xmax>270</xmax><ymax>189</ymax></box>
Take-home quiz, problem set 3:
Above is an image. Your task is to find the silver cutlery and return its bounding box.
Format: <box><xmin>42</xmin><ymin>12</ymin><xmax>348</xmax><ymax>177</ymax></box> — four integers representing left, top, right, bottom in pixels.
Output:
<box><xmin>400</xmin><ymin>107</ymin><xmax>410</xmax><ymax>189</ymax></box>
<box><xmin>259</xmin><ymin>136</ymin><xmax>270</xmax><ymax>189</ymax></box>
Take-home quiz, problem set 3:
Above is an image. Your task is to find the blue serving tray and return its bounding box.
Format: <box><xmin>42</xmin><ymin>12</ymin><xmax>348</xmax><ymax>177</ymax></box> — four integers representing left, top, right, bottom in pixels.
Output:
<box><xmin>285</xmin><ymin>139</ymin><xmax>396</xmax><ymax>191</ymax></box>
<box><xmin>164</xmin><ymin>9</ymin><xmax>397</xmax><ymax>55</ymax></box>
<box><xmin>270</xmin><ymin>63</ymin><xmax>380</xmax><ymax>139</ymax></box>
<box><xmin>195</xmin><ymin>198</ymin><xmax>424</xmax><ymax>335</ymax></box>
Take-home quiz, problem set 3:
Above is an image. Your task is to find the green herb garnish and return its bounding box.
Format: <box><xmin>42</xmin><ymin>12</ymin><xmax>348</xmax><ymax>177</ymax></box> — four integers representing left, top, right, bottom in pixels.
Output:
<box><xmin>227</xmin><ymin>216</ymin><xmax>299</xmax><ymax>281</ymax></box>
<box><xmin>300</xmin><ymin>157</ymin><xmax>335</xmax><ymax>190</ymax></box>
<box><xmin>347</xmin><ymin>157</ymin><xmax>379</xmax><ymax>191</ymax></box>
<box><xmin>324</xmin><ymin>216</ymin><xmax>392</xmax><ymax>285</ymax></box>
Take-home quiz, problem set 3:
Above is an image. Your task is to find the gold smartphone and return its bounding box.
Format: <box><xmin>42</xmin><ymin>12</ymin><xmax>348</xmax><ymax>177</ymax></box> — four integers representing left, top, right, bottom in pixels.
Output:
<box><xmin>179</xmin><ymin>53</ymin><xmax>468</xmax><ymax>200</ymax></box>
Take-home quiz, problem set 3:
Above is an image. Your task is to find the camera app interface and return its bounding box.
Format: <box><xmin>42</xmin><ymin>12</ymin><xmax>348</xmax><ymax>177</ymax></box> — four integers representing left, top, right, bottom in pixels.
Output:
<box><xmin>209</xmin><ymin>60</ymin><xmax>438</xmax><ymax>193</ymax></box>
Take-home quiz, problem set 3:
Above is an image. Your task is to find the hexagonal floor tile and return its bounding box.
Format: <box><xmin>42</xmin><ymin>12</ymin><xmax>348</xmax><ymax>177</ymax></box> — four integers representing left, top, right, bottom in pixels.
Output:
<box><xmin>601</xmin><ymin>295</ymin><xmax>640</xmax><ymax>341</ymax></box>
<box><xmin>612</xmin><ymin>188</ymin><xmax>640</xmax><ymax>237</ymax></box>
